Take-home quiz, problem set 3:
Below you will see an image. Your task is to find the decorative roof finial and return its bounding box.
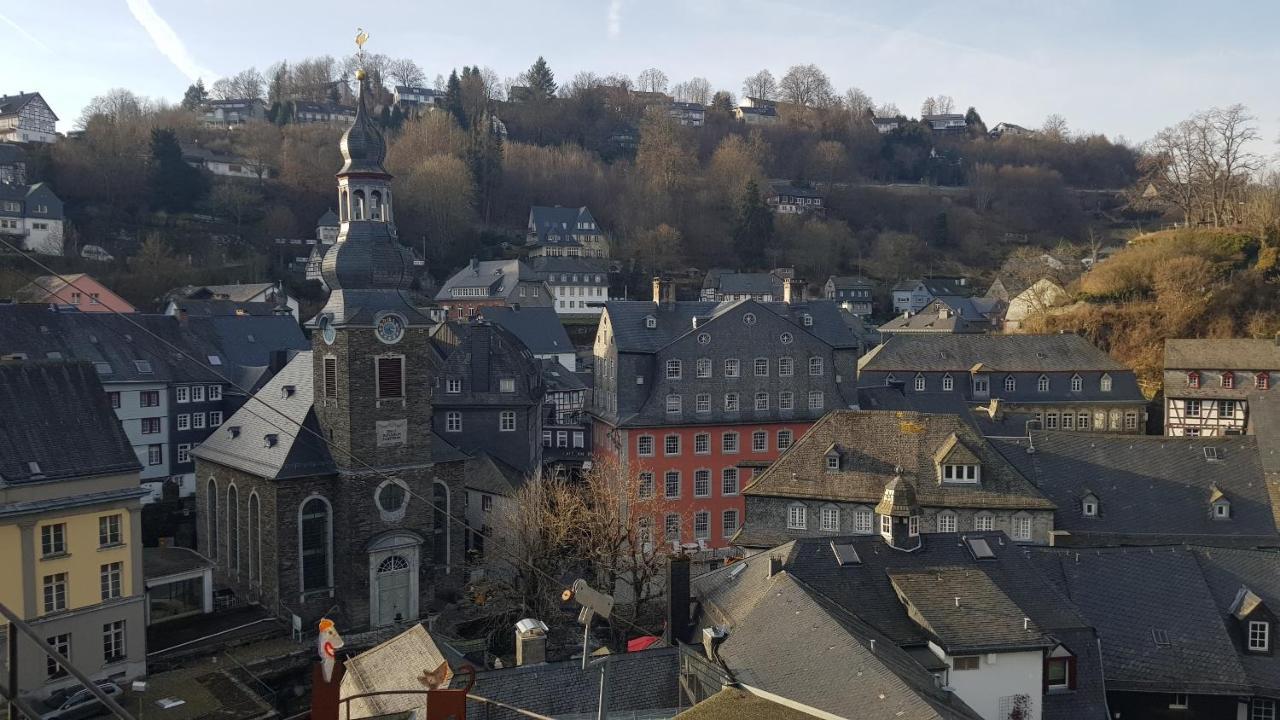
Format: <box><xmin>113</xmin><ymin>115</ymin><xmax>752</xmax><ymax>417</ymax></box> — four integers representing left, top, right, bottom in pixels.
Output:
<box><xmin>354</xmin><ymin>28</ymin><xmax>370</xmax><ymax>81</ymax></box>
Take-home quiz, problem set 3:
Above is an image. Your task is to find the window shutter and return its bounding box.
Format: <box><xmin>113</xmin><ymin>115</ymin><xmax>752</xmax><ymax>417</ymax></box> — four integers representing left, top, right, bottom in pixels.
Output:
<box><xmin>377</xmin><ymin>357</ymin><xmax>404</xmax><ymax>399</ymax></box>
<box><xmin>323</xmin><ymin>357</ymin><xmax>337</xmax><ymax>398</ymax></box>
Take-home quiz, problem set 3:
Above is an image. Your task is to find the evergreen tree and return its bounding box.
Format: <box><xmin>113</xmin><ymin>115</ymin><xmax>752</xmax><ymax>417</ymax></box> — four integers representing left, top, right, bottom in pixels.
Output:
<box><xmin>149</xmin><ymin>128</ymin><xmax>207</xmax><ymax>213</ymax></box>
<box><xmin>468</xmin><ymin>114</ymin><xmax>504</xmax><ymax>223</ymax></box>
<box><xmin>444</xmin><ymin>70</ymin><xmax>467</xmax><ymax>129</ymax></box>
<box><xmin>526</xmin><ymin>56</ymin><xmax>557</xmax><ymax>100</ymax></box>
<box><xmin>389</xmin><ymin>105</ymin><xmax>404</xmax><ymax>130</ymax></box>
<box><xmin>732</xmin><ymin>179</ymin><xmax>773</xmax><ymax>269</ymax></box>
<box><xmin>965</xmin><ymin>106</ymin><xmax>987</xmax><ymax>136</ymax></box>
<box><xmin>710</xmin><ymin>91</ymin><xmax>734</xmax><ymax>114</ymax></box>
<box><xmin>181</xmin><ymin>79</ymin><xmax>207</xmax><ymax>111</ymax></box>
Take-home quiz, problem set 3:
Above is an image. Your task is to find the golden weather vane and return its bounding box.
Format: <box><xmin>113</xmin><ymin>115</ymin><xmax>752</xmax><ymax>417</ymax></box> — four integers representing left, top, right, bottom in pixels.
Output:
<box><xmin>354</xmin><ymin>28</ymin><xmax>370</xmax><ymax>79</ymax></box>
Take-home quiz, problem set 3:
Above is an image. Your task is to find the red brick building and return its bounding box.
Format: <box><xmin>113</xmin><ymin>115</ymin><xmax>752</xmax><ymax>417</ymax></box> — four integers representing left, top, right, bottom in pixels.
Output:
<box><xmin>591</xmin><ymin>280</ymin><xmax>873</xmax><ymax>549</ymax></box>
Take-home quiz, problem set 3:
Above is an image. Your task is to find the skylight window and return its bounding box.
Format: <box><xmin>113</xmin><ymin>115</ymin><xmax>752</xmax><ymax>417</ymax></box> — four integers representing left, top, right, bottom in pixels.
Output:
<box><xmin>134</xmin><ymin>360</ymin><xmax>153</xmax><ymax>374</ymax></box>
<box><xmin>1152</xmin><ymin>629</ymin><xmax>1171</xmax><ymax>647</ymax></box>
<box><xmin>966</xmin><ymin>537</ymin><xmax>995</xmax><ymax>560</ymax></box>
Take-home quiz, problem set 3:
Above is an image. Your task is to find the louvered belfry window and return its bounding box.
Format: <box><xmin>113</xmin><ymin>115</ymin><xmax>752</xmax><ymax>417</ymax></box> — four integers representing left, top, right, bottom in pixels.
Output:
<box><xmin>377</xmin><ymin>357</ymin><xmax>404</xmax><ymax>399</ymax></box>
<box><xmin>323</xmin><ymin>357</ymin><xmax>337</xmax><ymax>398</ymax></box>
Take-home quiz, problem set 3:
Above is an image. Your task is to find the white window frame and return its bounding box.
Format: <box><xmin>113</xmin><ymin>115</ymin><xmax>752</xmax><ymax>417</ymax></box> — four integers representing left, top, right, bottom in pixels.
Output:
<box><xmin>787</xmin><ymin>504</ymin><xmax>807</xmax><ymax>530</ymax></box>
<box><xmin>192</xmin><ymin>385</ymin><xmax>206</xmax><ymax>403</ymax></box>
<box><xmin>664</xmin><ymin>434</ymin><xmax>681</xmax><ymax>456</ymax></box>
<box><xmin>809</xmin><ymin>357</ymin><xmax>823</xmax><ymax>376</ymax></box>
<box><xmin>499</xmin><ymin>411</ymin><xmax>516</xmax><ymax>432</ymax></box>
<box><xmin>694</xmin><ymin>469</ymin><xmax>711</xmax><ymax>498</ymax></box>
<box><xmin>808</xmin><ymin>391</ymin><xmax>824</xmax><ymax>410</ymax></box>
<box><xmin>695</xmin><ymin>393</ymin><xmax>711</xmax><ymax>413</ymax></box>
<box><xmin>780</xmin><ymin>391</ymin><xmax>794</xmax><ymax>410</ymax></box>
<box><xmin>1249</xmin><ymin>620</ymin><xmax>1271</xmax><ymax>652</ymax></box>
<box><xmin>820</xmin><ymin>506</ymin><xmax>840</xmax><ymax>532</ymax></box>
<box><xmin>445</xmin><ymin>411</ymin><xmax>462</xmax><ymax>432</ymax></box>
<box><xmin>666</xmin><ymin>394</ymin><xmax>682</xmax><ymax>414</ymax></box>
<box><xmin>176</xmin><ymin>386</ymin><xmax>190</xmax><ymax>403</ymax></box>
<box><xmin>942</xmin><ymin>374</ymin><xmax>953</xmax><ymax>391</ymax></box>
<box><xmin>637</xmin><ymin>435</ymin><xmax>655</xmax><ymax>456</ymax></box>
<box><xmin>666</xmin><ymin>359</ymin><xmax>682</xmax><ymax>380</ymax></box>
<box><xmin>1012</xmin><ymin>514</ymin><xmax>1033</xmax><ymax>541</ymax></box>
<box><xmin>779</xmin><ymin>357</ymin><xmax>794</xmax><ymax>377</ymax></box>
<box><xmin>914</xmin><ymin>374</ymin><xmax>925</xmax><ymax>391</ymax></box>
<box><xmin>177</xmin><ymin>414</ymin><xmax>190</xmax><ymax>431</ymax></box>
<box><xmin>937</xmin><ymin>512</ymin><xmax>957</xmax><ymax>533</ymax></box>
<box><xmin>446</xmin><ymin>378</ymin><xmax>462</xmax><ymax>394</ymax></box>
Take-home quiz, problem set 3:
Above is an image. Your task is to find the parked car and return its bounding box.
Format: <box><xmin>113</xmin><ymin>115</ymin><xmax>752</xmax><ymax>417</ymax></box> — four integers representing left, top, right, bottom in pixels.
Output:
<box><xmin>40</xmin><ymin>682</ymin><xmax>122</xmax><ymax>720</ymax></box>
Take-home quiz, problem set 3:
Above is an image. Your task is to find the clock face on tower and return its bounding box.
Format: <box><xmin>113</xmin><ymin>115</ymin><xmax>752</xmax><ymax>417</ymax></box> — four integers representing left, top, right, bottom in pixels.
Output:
<box><xmin>374</xmin><ymin>313</ymin><xmax>407</xmax><ymax>345</ymax></box>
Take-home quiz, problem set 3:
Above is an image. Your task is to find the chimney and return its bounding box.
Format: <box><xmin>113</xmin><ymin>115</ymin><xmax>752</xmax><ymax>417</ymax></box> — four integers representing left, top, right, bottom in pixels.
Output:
<box><xmin>702</xmin><ymin>626</ymin><xmax>728</xmax><ymax>663</ymax></box>
<box><xmin>767</xmin><ymin>555</ymin><xmax>784</xmax><ymax>577</ymax></box>
<box><xmin>783</xmin><ymin>274</ymin><xmax>803</xmax><ymax>302</ymax></box>
<box><xmin>652</xmin><ymin>277</ymin><xmax>675</xmax><ymax>306</ymax></box>
<box><xmin>666</xmin><ymin>554</ymin><xmax>691</xmax><ymax>644</ymax></box>
<box><xmin>469</xmin><ymin>257</ymin><xmax>480</xmax><ymax>274</ymax></box>
<box><xmin>514</xmin><ymin>618</ymin><xmax>549</xmax><ymax>666</ymax></box>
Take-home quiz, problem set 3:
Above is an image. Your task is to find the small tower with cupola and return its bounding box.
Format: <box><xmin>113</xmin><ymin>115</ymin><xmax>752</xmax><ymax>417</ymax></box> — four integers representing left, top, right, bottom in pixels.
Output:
<box><xmin>876</xmin><ymin>470</ymin><xmax>923</xmax><ymax>552</ymax></box>
<box><xmin>311</xmin><ymin>60</ymin><xmax>435</xmax><ymax>472</ymax></box>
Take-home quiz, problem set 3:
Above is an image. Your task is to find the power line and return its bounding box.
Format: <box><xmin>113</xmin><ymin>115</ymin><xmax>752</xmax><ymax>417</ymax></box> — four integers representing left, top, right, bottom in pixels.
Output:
<box><xmin>0</xmin><ymin>238</ymin><xmax>659</xmax><ymax>642</ymax></box>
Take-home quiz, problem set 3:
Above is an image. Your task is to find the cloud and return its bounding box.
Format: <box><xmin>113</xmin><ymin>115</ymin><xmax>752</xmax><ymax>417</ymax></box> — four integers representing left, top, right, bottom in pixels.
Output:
<box><xmin>124</xmin><ymin>0</ymin><xmax>218</xmax><ymax>82</ymax></box>
<box><xmin>607</xmin><ymin>0</ymin><xmax>623</xmax><ymax>38</ymax></box>
<box><xmin>0</xmin><ymin>10</ymin><xmax>51</xmax><ymax>52</ymax></box>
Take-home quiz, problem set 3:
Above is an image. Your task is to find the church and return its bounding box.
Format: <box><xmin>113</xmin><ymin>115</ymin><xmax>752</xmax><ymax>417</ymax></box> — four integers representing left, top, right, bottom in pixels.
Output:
<box><xmin>193</xmin><ymin>68</ymin><xmax>470</xmax><ymax>631</ymax></box>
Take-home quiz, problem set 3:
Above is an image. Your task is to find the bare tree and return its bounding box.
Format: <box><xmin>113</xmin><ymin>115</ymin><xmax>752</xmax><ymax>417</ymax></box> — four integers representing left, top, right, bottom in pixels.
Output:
<box><xmin>936</xmin><ymin>95</ymin><xmax>955</xmax><ymax>114</ymax></box>
<box><xmin>636</xmin><ymin>68</ymin><xmax>669</xmax><ymax>94</ymax></box>
<box><xmin>779</xmin><ymin>64</ymin><xmax>834</xmax><ymax>107</ymax></box>
<box><xmin>920</xmin><ymin>96</ymin><xmax>938</xmax><ymax>116</ymax></box>
<box><xmin>386</xmin><ymin>58</ymin><xmax>426</xmax><ymax>87</ymax></box>
<box><xmin>210</xmin><ymin>68</ymin><xmax>266</xmax><ymax>101</ymax></box>
<box><xmin>741</xmin><ymin>69</ymin><xmax>777</xmax><ymax>102</ymax></box>
<box><xmin>1041</xmin><ymin>113</ymin><xmax>1070</xmax><ymax>140</ymax></box>
<box><xmin>1141</xmin><ymin>105</ymin><xmax>1260</xmax><ymax>227</ymax></box>
<box><xmin>480</xmin><ymin>66</ymin><xmax>504</xmax><ymax>101</ymax></box>
<box><xmin>875</xmin><ymin>102</ymin><xmax>901</xmax><ymax>118</ymax></box>
<box><xmin>843</xmin><ymin>87</ymin><xmax>874</xmax><ymax>117</ymax></box>
<box><xmin>602</xmin><ymin>73</ymin><xmax>633</xmax><ymax>91</ymax></box>
<box><xmin>674</xmin><ymin>77</ymin><xmax>712</xmax><ymax>105</ymax></box>
<box><xmin>77</xmin><ymin>89</ymin><xmax>152</xmax><ymax>128</ymax></box>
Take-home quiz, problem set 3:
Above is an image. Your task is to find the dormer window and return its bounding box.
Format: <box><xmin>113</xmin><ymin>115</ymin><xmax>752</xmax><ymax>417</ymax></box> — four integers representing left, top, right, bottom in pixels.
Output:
<box><xmin>942</xmin><ymin>374</ymin><xmax>954</xmax><ymax>391</ymax></box>
<box><xmin>1214</xmin><ymin>500</ymin><xmax>1231</xmax><ymax>519</ymax></box>
<box><xmin>1004</xmin><ymin>375</ymin><xmax>1016</xmax><ymax>392</ymax></box>
<box><xmin>1037</xmin><ymin>375</ymin><xmax>1050</xmax><ymax>393</ymax></box>
<box><xmin>1250</xmin><ymin>621</ymin><xmax>1271</xmax><ymax>652</ymax></box>
<box><xmin>914</xmin><ymin>374</ymin><xmax>925</xmax><ymax>392</ymax></box>
<box><xmin>1258</xmin><ymin>373</ymin><xmax>1270</xmax><ymax>390</ymax></box>
<box><xmin>1046</xmin><ymin>645</ymin><xmax>1076</xmax><ymax>690</ymax></box>
<box><xmin>1071</xmin><ymin>374</ymin><xmax>1082</xmax><ymax>392</ymax></box>
<box><xmin>644</xmin><ymin>315</ymin><xmax>657</xmax><ymax>329</ymax></box>
<box><xmin>826</xmin><ymin>454</ymin><xmax>840</xmax><ymax>471</ymax></box>
<box><xmin>1082</xmin><ymin>494</ymin><xmax>1099</xmax><ymax>517</ymax></box>
<box><xmin>1100</xmin><ymin>373</ymin><xmax>1113</xmax><ymax>392</ymax></box>
<box><xmin>942</xmin><ymin>464</ymin><xmax>979</xmax><ymax>483</ymax></box>
<box><xmin>1223</xmin><ymin>371</ymin><xmax>1235</xmax><ymax>389</ymax></box>
<box><xmin>1188</xmin><ymin>371</ymin><xmax>1201</xmax><ymax>389</ymax></box>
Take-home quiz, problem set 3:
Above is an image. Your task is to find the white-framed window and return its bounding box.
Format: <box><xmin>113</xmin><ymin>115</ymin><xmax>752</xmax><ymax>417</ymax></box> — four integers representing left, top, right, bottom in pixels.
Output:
<box><xmin>1186</xmin><ymin>399</ymin><xmax>1202</xmax><ymax>417</ymax></box>
<box><xmin>826</xmin><ymin>454</ymin><xmax>839</xmax><ymax>471</ymax></box>
<box><xmin>446</xmin><ymin>378</ymin><xmax>462</xmax><ymax>394</ymax></box>
<box><xmin>752</xmin><ymin>430</ymin><xmax>767</xmax><ymax>452</ymax></box>
<box><xmin>808</xmin><ymin>391</ymin><xmax>824</xmax><ymax>410</ymax></box>
<box><xmin>637</xmin><ymin>435</ymin><xmax>655</xmax><ymax>456</ymax></box>
<box><xmin>1037</xmin><ymin>375</ymin><xmax>1050</xmax><ymax>392</ymax></box>
<box><xmin>445</xmin><ymin>411</ymin><xmax>462</xmax><ymax>432</ymax></box>
<box><xmin>1046</xmin><ymin>411</ymin><xmax>1059</xmax><ymax>429</ymax></box>
<box><xmin>499</xmin><ymin>411</ymin><xmax>516</xmax><ymax>431</ymax></box>
<box><xmin>141</xmin><ymin>417</ymin><xmax>161</xmax><ymax>434</ymax></box>
<box><xmin>664</xmin><ymin>471</ymin><xmax>681</xmax><ymax>499</ymax></box>
<box><xmin>908</xmin><ymin>515</ymin><xmax>919</xmax><ymax>536</ymax></box>
<box><xmin>46</xmin><ymin>634</ymin><xmax>70</xmax><ymax>678</ymax></box>
<box><xmin>1253</xmin><ymin>699</ymin><xmax>1276</xmax><ymax>720</ymax></box>
<box><xmin>695</xmin><ymin>433</ymin><xmax>710</xmax><ymax>454</ymax></box>
<box><xmin>192</xmin><ymin>385</ymin><xmax>206</xmax><ymax>402</ymax></box>
<box><xmin>664</xmin><ymin>434</ymin><xmax>681</xmax><ymax>456</ymax></box>
<box><xmin>209</xmin><ymin>410</ymin><xmax>223</xmax><ymax>425</ymax></box>
<box><xmin>722</xmin><ymin>432</ymin><xmax>739</xmax><ymax>453</ymax></box>
<box><xmin>666</xmin><ymin>359</ymin><xmax>682</xmax><ymax>379</ymax></box>
<box><xmin>499</xmin><ymin>377</ymin><xmax>516</xmax><ymax>393</ymax></box>
<box><xmin>192</xmin><ymin>412</ymin><xmax>206</xmax><ymax>429</ymax></box>
<box><xmin>665</xmin><ymin>514</ymin><xmax>681</xmax><ymax>543</ymax></box>
<box><xmin>974</xmin><ymin>513</ymin><xmax>994</xmax><ymax>531</ymax></box>
<box><xmin>755</xmin><ymin>392</ymin><xmax>769</xmax><ymax>411</ymax></box>
<box><xmin>209</xmin><ymin>385</ymin><xmax>222</xmax><ymax>401</ymax></box>
<box><xmin>695</xmin><ymin>393</ymin><xmax>711</xmax><ymax>413</ymax></box>
<box><xmin>1169</xmin><ymin>694</ymin><xmax>1189</xmax><ymax>710</ymax></box>
<box><xmin>942</xmin><ymin>374</ymin><xmax>954</xmax><ymax>391</ymax></box>
<box><xmin>809</xmin><ymin>357</ymin><xmax>823</xmax><ymax>376</ymax></box>
<box><xmin>1250</xmin><ymin>621</ymin><xmax>1271</xmax><ymax>652</ymax></box>
<box><xmin>177</xmin><ymin>443</ymin><xmax>192</xmax><ymax>464</ymax></box>
<box><xmin>778</xmin><ymin>429</ymin><xmax>793</xmax><ymax>450</ymax></box>
<box><xmin>937</xmin><ymin>512</ymin><xmax>957</xmax><ymax>533</ymax></box>
<box><xmin>779</xmin><ymin>357</ymin><xmax>794</xmax><ymax>376</ymax></box>
<box><xmin>696</xmin><ymin>358</ymin><xmax>712</xmax><ymax>378</ymax></box>
<box><xmin>725</xmin><ymin>393</ymin><xmax>740</xmax><ymax>412</ymax></box>
<box><xmin>147</xmin><ymin>445</ymin><xmax>163</xmax><ymax>465</ymax></box>
<box><xmin>98</xmin><ymin>515</ymin><xmax>121</xmax><ymax>547</ymax></box>
<box><xmin>1083</xmin><ymin>496</ymin><xmax>1098</xmax><ymax>517</ymax></box>
<box><xmin>973</xmin><ymin>376</ymin><xmax>989</xmax><ymax>393</ymax></box>
<box><xmin>1012</xmin><ymin>514</ymin><xmax>1033</xmax><ymax>541</ymax></box>
<box><xmin>820</xmin><ymin>506</ymin><xmax>840</xmax><ymax>532</ymax></box>
<box><xmin>638</xmin><ymin>472</ymin><xmax>655</xmax><ymax>499</ymax></box>
<box><xmin>694</xmin><ymin>511</ymin><xmax>710</xmax><ymax>540</ymax></box>
<box><xmin>754</xmin><ymin>358</ymin><xmax>769</xmax><ymax>376</ymax></box>
<box><xmin>42</xmin><ymin>523</ymin><xmax>66</xmax><ymax>557</ymax></box>
<box><xmin>1004</xmin><ymin>376</ymin><xmax>1016</xmax><ymax>392</ymax></box>
<box><xmin>880</xmin><ymin>514</ymin><xmax>892</xmax><ymax>536</ymax></box>
<box><xmin>177</xmin><ymin>414</ymin><xmax>190</xmax><ymax>431</ymax></box>
<box><xmin>176</xmin><ymin>386</ymin><xmax>190</xmax><ymax>403</ymax></box>
<box><xmin>43</xmin><ymin>572</ymin><xmax>67</xmax><ymax>613</ymax></box>
<box><xmin>100</xmin><ymin>562</ymin><xmax>123</xmax><ymax>600</ymax></box>
<box><xmin>1071</xmin><ymin>374</ymin><xmax>1083</xmax><ymax>392</ymax></box>
<box><xmin>722</xmin><ymin>468</ymin><xmax>739</xmax><ymax>496</ymax></box>
<box><xmin>666</xmin><ymin>394</ymin><xmax>682</xmax><ymax>414</ymax></box>
<box><xmin>787</xmin><ymin>504</ymin><xmax>807</xmax><ymax>530</ymax></box>
<box><xmin>942</xmin><ymin>464</ymin><xmax>979</xmax><ymax>483</ymax></box>
<box><xmin>725</xmin><ymin>359</ymin><xmax>740</xmax><ymax>378</ymax></box>
<box><xmin>914</xmin><ymin>374</ymin><xmax>925</xmax><ymax>391</ymax></box>
<box><xmin>694</xmin><ymin>469</ymin><xmax>711</xmax><ymax>497</ymax></box>
<box><xmin>780</xmin><ymin>391</ymin><xmax>794</xmax><ymax>410</ymax></box>
<box><xmin>1221</xmin><ymin>400</ymin><xmax>1237</xmax><ymax>417</ymax></box>
<box><xmin>853</xmin><ymin>508</ymin><xmax>873</xmax><ymax>533</ymax></box>
<box><xmin>1101</xmin><ymin>373</ymin><xmax>1113</xmax><ymax>392</ymax></box>
<box><xmin>722</xmin><ymin>509</ymin><xmax>739</xmax><ymax>538</ymax></box>
<box><xmin>1125</xmin><ymin>411</ymin><xmax>1139</xmax><ymax>430</ymax></box>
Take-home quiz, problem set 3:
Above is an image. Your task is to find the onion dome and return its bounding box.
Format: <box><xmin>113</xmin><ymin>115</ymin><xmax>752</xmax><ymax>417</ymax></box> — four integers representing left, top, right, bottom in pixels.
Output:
<box><xmin>338</xmin><ymin>72</ymin><xmax>388</xmax><ymax>177</ymax></box>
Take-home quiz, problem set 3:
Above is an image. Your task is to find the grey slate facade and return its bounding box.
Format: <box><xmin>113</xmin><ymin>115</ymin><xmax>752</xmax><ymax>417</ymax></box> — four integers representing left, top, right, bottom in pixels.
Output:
<box><xmin>858</xmin><ymin>334</ymin><xmax>1148</xmax><ymax>433</ymax></box>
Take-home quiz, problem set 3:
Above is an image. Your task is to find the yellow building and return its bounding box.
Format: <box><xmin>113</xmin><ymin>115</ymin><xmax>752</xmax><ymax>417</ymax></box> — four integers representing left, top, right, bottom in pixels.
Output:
<box><xmin>0</xmin><ymin>362</ymin><xmax>148</xmax><ymax>699</ymax></box>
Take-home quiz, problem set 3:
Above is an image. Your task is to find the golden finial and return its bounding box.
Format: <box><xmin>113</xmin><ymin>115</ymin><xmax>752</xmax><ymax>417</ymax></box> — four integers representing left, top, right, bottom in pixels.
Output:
<box><xmin>354</xmin><ymin>28</ymin><xmax>370</xmax><ymax>80</ymax></box>
<box><xmin>355</xmin><ymin>28</ymin><xmax>369</xmax><ymax>50</ymax></box>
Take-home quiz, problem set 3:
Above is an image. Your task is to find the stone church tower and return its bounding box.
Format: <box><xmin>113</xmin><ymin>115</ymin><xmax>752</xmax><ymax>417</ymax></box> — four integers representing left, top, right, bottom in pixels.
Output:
<box><xmin>194</xmin><ymin>71</ymin><xmax>465</xmax><ymax>633</ymax></box>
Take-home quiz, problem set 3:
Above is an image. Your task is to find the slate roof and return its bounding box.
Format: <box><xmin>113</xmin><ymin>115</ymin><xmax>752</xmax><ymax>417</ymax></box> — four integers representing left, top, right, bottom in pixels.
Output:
<box><xmin>0</xmin><ymin>182</ymin><xmax>64</xmax><ymax>220</ymax></box>
<box><xmin>992</xmin><ymin>432</ymin><xmax>1280</xmax><ymax>546</ymax></box>
<box><xmin>435</xmin><ymin>259</ymin><xmax>539</xmax><ymax>300</ymax></box>
<box><xmin>143</xmin><ymin>546</ymin><xmax>213</xmax><ymax>581</ymax></box>
<box><xmin>714</xmin><ymin>272</ymin><xmax>780</xmax><ymax>295</ymax></box>
<box><xmin>745</xmin><ymin>410</ymin><xmax>1054</xmax><ymax>511</ymax></box>
<box><xmin>674</xmin><ymin>687</ymin><xmax>819</xmax><ymax>720</ymax></box>
<box><xmin>744</xmin><ymin>533</ymin><xmax>1108</xmax><ymax>719</ymax></box>
<box><xmin>316</xmin><ymin>208</ymin><xmax>339</xmax><ymax>228</ymax></box>
<box><xmin>892</xmin><ymin>278</ymin><xmax>972</xmax><ymax>297</ymax></box>
<box><xmin>526</xmin><ymin>255</ymin><xmax>609</xmax><ymax>285</ymax></box>
<box><xmin>0</xmin><ymin>362</ymin><xmax>140</xmax><ymax>483</ymax></box>
<box><xmin>855</xmin><ymin>386</ymin><xmax>1038</xmax><ymax>437</ymax></box>
<box><xmin>478</xmin><ymin>306</ymin><xmax>573</xmax><ymax>357</ymax></box>
<box><xmin>887</xmin><ymin>567</ymin><xmax>1050</xmax><ymax>652</ymax></box>
<box><xmin>1031</xmin><ymin>546</ymin><xmax>1280</xmax><ymax>697</ymax></box>
<box><xmin>693</xmin><ymin>554</ymin><xmax>982</xmax><ymax>720</ymax></box>
<box><xmin>171</xmin><ymin>283</ymin><xmax>280</xmax><ymax>304</ymax></box>
<box><xmin>191</xmin><ymin>352</ymin><xmax>336</xmax><ymax>480</ymax></box>
<box><xmin>879</xmin><ymin>299</ymin><xmax>988</xmax><ymax>335</ymax></box>
<box><xmin>0</xmin><ymin>304</ymin><xmax>224</xmax><ymax>384</ymax></box>
<box><xmin>526</xmin><ymin>205</ymin><xmax>600</xmax><ymax>247</ymax></box>
<box><xmin>1165</xmin><ymin>338</ymin><xmax>1280</xmax><ymax>371</ymax></box>
<box><xmin>859</xmin><ymin>333</ymin><xmax>1128</xmax><ymax>373</ymax></box>
<box><xmin>0</xmin><ymin>92</ymin><xmax>56</xmax><ymax>120</ymax></box>
<box><xmin>827</xmin><ymin>275</ymin><xmax>874</xmax><ymax>290</ymax></box>
<box><xmin>540</xmin><ymin>359</ymin><xmax>585</xmax><ymax>392</ymax></box>
<box><xmin>605</xmin><ymin>298</ymin><xmax>867</xmax><ymax>354</ymax></box>
<box><xmin>454</xmin><ymin>647</ymin><xmax>680</xmax><ymax>720</ymax></box>
<box><xmin>169</xmin><ymin>300</ymin><xmax>279</xmax><ymax>317</ymax></box>
<box><xmin>767</xmin><ymin>181</ymin><xmax>823</xmax><ymax>200</ymax></box>
<box><xmin>182</xmin><ymin>315</ymin><xmax>309</xmax><ymax>369</ymax></box>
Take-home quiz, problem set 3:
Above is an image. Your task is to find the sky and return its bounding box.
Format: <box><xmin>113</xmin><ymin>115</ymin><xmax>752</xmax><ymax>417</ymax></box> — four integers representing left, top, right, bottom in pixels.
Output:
<box><xmin>3</xmin><ymin>0</ymin><xmax>1278</xmax><ymax>157</ymax></box>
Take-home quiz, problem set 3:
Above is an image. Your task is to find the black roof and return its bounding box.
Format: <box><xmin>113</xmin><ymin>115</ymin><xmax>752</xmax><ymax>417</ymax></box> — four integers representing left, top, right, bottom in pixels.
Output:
<box><xmin>605</xmin><ymin>298</ymin><xmax>868</xmax><ymax>354</ymax></box>
<box><xmin>0</xmin><ymin>362</ymin><xmax>140</xmax><ymax>483</ymax></box>
<box><xmin>860</xmin><ymin>334</ymin><xmax>1129</xmax><ymax>373</ymax></box>
<box><xmin>478</xmin><ymin>306</ymin><xmax>573</xmax><ymax>357</ymax></box>
<box><xmin>992</xmin><ymin>433</ymin><xmax>1280</xmax><ymax>546</ymax></box>
<box><xmin>0</xmin><ymin>92</ymin><xmax>57</xmax><ymax>120</ymax></box>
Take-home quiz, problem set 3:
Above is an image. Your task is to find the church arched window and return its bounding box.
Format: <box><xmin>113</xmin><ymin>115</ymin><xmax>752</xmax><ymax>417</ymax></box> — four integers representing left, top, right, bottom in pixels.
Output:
<box><xmin>227</xmin><ymin>484</ymin><xmax>239</xmax><ymax>575</ymax></box>
<box><xmin>370</xmin><ymin>190</ymin><xmax>383</xmax><ymax>221</ymax></box>
<box><xmin>206</xmin><ymin>477</ymin><xmax>218</xmax><ymax>561</ymax></box>
<box><xmin>352</xmin><ymin>190</ymin><xmax>366</xmax><ymax>221</ymax></box>
<box><xmin>339</xmin><ymin>190</ymin><xmax>349</xmax><ymax>222</ymax></box>
<box><xmin>299</xmin><ymin>496</ymin><xmax>332</xmax><ymax>593</ymax></box>
<box><xmin>247</xmin><ymin>492</ymin><xmax>260</xmax><ymax>583</ymax></box>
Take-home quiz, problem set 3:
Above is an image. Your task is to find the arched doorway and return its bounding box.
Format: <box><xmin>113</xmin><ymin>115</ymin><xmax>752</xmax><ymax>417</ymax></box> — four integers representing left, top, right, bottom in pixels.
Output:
<box><xmin>368</xmin><ymin>533</ymin><xmax>421</xmax><ymax>627</ymax></box>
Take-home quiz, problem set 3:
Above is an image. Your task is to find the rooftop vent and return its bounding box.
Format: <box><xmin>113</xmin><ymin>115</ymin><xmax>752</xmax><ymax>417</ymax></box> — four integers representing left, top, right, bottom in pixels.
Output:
<box><xmin>263</xmin><ymin>434</ymin><xmax>279</xmax><ymax>448</ymax></box>
<box><xmin>27</xmin><ymin>461</ymin><xmax>43</xmax><ymax>478</ymax></box>
<box><xmin>227</xmin><ymin>426</ymin><xmax>241</xmax><ymax>438</ymax></box>
<box><xmin>831</xmin><ymin>541</ymin><xmax>861</xmax><ymax>566</ymax></box>
<box><xmin>281</xmin><ymin>384</ymin><xmax>296</xmax><ymax>399</ymax></box>
<box><xmin>208</xmin><ymin>355</ymin><xmax>222</xmax><ymax>366</ymax></box>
